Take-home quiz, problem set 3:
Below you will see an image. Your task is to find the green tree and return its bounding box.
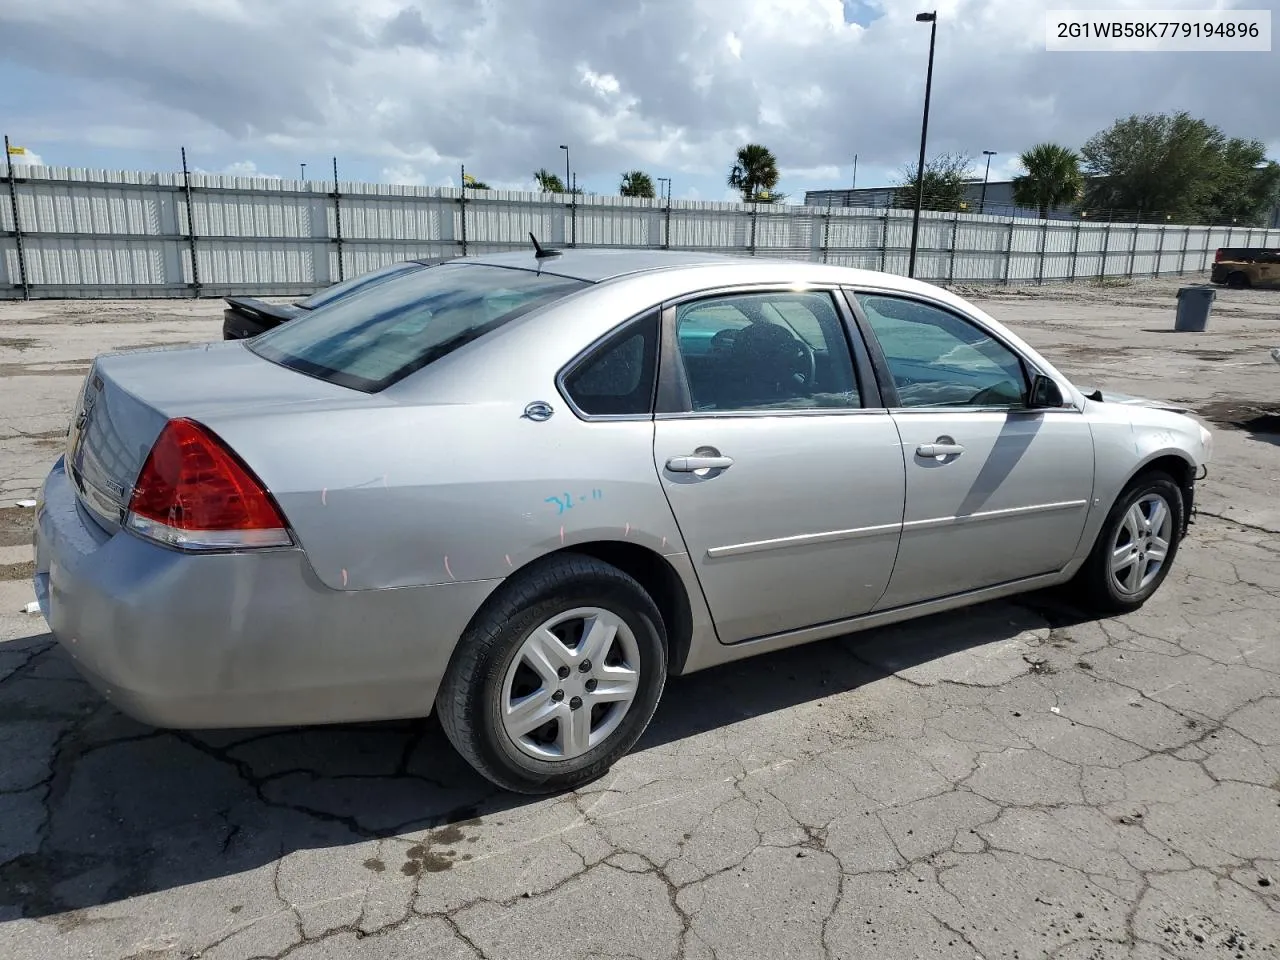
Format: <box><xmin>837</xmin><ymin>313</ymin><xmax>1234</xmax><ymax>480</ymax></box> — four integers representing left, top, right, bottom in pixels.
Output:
<box><xmin>892</xmin><ymin>153</ymin><xmax>973</xmax><ymax>211</ymax></box>
<box><xmin>1080</xmin><ymin>112</ymin><xmax>1225</xmax><ymax>220</ymax></box>
<box><xmin>1012</xmin><ymin>143</ymin><xmax>1084</xmax><ymax>218</ymax></box>
<box><xmin>727</xmin><ymin>143</ymin><xmax>780</xmax><ymax>202</ymax></box>
<box><xmin>533</xmin><ymin>167</ymin><xmax>566</xmax><ymax>193</ymax></box>
<box><xmin>619</xmin><ymin>170</ymin><xmax>656</xmax><ymax>198</ymax></box>
<box><xmin>1203</xmin><ymin>140</ymin><xmax>1280</xmax><ymax>225</ymax></box>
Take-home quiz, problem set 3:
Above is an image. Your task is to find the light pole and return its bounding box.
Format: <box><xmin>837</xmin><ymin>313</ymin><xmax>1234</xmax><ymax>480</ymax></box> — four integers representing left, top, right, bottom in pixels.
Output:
<box><xmin>980</xmin><ymin>150</ymin><xmax>996</xmax><ymax>214</ymax></box>
<box><xmin>559</xmin><ymin>144</ymin><xmax>570</xmax><ymax>193</ymax></box>
<box><xmin>300</xmin><ymin>162</ymin><xmax>306</xmax><ymax>181</ymax></box>
<box><xmin>657</xmin><ymin>177</ymin><xmax>670</xmax><ymax>203</ymax></box>
<box><xmin>907</xmin><ymin>10</ymin><xmax>938</xmax><ymax>279</ymax></box>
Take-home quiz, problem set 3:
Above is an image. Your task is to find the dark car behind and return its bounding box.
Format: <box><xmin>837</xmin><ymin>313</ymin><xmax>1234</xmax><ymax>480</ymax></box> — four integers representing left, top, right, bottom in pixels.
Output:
<box><xmin>1210</xmin><ymin>248</ymin><xmax>1280</xmax><ymax>289</ymax></box>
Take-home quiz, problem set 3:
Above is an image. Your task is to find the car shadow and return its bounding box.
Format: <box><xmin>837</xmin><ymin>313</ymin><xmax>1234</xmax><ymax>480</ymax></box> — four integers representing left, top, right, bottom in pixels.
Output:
<box><xmin>0</xmin><ymin>590</ymin><xmax>1091</xmax><ymax>920</ymax></box>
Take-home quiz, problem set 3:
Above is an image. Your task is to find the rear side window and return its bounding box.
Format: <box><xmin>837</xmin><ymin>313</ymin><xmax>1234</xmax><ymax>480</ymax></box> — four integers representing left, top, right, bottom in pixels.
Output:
<box><xmin>561</xmin><ymin>311</ymin><xmax>659</xmax><ymax>417</ymax></box>
<box><xmin>297</xmin><ymin>260</ymin><xmax>428</xmax><ymax>310</ymax></box>
<box><xmin>249</xmin><ymin>263</ymin><xmax>589</xmax><ymax>392</ymax></box>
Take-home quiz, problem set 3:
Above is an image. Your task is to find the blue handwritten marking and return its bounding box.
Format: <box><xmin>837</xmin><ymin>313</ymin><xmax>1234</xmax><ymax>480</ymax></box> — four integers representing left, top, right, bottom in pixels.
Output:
<box><xmin>546</xmin><ymin>489</ymin><xmax>603</xmax><ymax>514</ymax></box>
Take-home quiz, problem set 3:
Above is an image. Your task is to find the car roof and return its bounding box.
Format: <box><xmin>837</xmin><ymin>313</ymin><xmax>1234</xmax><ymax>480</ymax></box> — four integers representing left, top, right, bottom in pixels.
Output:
<box><xmin>457</xmin><ymin>247</ymin><xmax>962</xmax><ymax>303</ymax></box>
<box><xmin>460</xmin><ymin>248</ymin><xmax>769</xmax><ymax>283</ymax></box>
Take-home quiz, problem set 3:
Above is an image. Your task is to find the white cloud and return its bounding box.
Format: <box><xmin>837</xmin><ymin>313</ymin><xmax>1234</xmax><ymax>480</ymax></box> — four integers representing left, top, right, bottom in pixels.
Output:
<box><xmin>0</xmin><ymin>0</ymin><xmax>1276</xmax><ymax>200</ymax></box>
<box><xmin>221</xmin><ymin>160</ymin><xmax>281</xmax><ymax>179</ymax></box>
<box><xmin>580</xmin><ymin>66</ymin><xmax>621</xmax><ymax>97</ymax></box>
<box><xmin>382</xmin><ymin>164</ymin><xmax>428</xmax><ymax>186</ymax></box>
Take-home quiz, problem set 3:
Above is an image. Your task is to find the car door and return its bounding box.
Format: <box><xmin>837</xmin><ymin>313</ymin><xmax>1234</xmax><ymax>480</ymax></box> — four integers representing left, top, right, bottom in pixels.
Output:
<box><xmin>652</xmin><ymin>287</ymin><xmax>907</xmax><ymax>645</ymax></box>
<box><xmin>846</xmin><ymin>289</ymin><xmax>1095</xmax><ymax>610</ymax></box>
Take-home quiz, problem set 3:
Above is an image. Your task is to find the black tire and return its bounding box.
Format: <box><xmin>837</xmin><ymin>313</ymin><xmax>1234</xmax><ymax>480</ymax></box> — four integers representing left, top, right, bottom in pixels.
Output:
<box><xmin>1225</xmin><ymin>272</ymin><xmax>1249</xmax><ymax>289</ymax></box>
<box><xmin>436</xmin><ymin>553</ymin><xmax>667</xmax><ymax>795</ymax></box>
<box><xmin>1070</xmin><ymin>471</ymin><xmax>1184</xmax><ymax>615</ymax></box>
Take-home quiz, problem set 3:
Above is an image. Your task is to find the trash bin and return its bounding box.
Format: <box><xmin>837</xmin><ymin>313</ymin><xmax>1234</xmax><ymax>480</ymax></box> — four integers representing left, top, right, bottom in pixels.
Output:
<box><xmin>1174</xmin><ymin>286</ymin><xmax>1215</xmax><ymax>332</ymax></box>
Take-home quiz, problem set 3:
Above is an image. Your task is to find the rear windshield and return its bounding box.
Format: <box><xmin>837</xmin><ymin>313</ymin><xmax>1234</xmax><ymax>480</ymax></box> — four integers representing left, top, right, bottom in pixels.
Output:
<box><xmin>297</xmin><ymin>260</ymin><xmax>427</xmax><ymax>310</ymax></box>
<box><xmin>248</xmin><ymin>262</ymin><xmax>590</xmax><ymax>392</ymax></box>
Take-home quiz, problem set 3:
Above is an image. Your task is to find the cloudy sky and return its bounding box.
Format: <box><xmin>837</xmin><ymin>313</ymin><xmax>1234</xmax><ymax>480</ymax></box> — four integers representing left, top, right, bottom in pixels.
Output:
<box><xmin>1</xmin><ymin>0</ymin><xmax>1277</xmax><ymax>201</ymax></box>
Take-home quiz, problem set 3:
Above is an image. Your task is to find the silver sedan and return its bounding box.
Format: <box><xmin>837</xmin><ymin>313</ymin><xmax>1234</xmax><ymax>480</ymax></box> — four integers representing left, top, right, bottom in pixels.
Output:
<box><xmin>33</xmin><ymin>249</ymin><xmax>1214</xmax><ymax>794</ymax></box>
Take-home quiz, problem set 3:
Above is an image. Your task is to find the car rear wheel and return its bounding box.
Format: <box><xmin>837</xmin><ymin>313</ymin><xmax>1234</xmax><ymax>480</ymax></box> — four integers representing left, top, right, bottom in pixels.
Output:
<box><xmin>1071</xmin><ymin>472</ymin><xmax>1184</xmax><ymax>615</ymax></box>
<box><xmin>436</xmin><ymin>553</ymin><xmax>667</xmax><ymax>794</ymax></box>
<box><xmin>1225</xmin><ymin>271</ymin><xmax>1250</xmax><ymax>289</ymax></box>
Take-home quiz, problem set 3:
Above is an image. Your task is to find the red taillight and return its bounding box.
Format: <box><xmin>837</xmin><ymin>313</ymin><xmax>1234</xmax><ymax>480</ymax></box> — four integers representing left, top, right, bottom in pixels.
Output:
<box><xmin>125</xmin><ymin>418</ymin><xmax>292</xmax><ymax>550</ymax></box>
<box><xmin>1214</xmin><ymin>249</ymin><xmax>1224</xmax><ymax>262</ymax></box>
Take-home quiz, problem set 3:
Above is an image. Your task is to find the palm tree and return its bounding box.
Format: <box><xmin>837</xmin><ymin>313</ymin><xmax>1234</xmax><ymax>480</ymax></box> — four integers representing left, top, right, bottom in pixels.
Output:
<box><xmin>533</xmin><ymin>168</ymin><xmax>566</xmax><ymax>193</ymax></box>
<box><xmin>727</xmin><ymin>144</ymin><xmax>780</xmax><ymax>202</ymax></box>
<box><xmin>1012</xmin><ymin>143</ymin><xmax>1085</xmax><ymax>218</ymax></box>
<box><xmin>619</xmin><ymin>170</ymin><xmax>656</xmax><ymax>198</ymax></box>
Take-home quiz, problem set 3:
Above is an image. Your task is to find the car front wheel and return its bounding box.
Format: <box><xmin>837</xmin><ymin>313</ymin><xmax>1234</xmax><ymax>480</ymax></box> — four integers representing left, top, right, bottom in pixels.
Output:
<box><xmin>436</xmin><ymin>553</ymin><xmax>667</xmax><ymax>794</ymax></box>
<box><xmin>1072</xmin><ymin>471</ymin><xmax>1184</xmax><ymax>614</ymax></box>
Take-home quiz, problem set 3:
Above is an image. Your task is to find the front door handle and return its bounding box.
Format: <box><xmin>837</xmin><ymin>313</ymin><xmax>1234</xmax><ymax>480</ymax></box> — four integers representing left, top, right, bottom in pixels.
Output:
<box><xmin>666</xmin><ymin>455</ymin><xmax>734</xmax><ymax>473</ymax></box>
<box><xmin>916</xmin><ymin>441</ymin><xmax>965</xmax><ymax>459</ymax></box>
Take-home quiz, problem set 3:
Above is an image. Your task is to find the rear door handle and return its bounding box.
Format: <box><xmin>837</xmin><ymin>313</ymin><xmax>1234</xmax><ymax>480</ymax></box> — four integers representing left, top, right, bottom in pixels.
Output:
<box><xmin>666</xmin><ymin>455</ymin><xmax>734</xmax><ymax>473</ymax></box>
<box><xmin>916</xmin><ymin>442</ymin><xmax>965</xmax><ymax>458</ymax></box>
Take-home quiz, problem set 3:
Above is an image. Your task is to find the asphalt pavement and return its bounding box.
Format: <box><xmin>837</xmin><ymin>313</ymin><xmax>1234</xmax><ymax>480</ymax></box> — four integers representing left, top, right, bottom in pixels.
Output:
<box><xmin>1</xmin><ymin>275</ymin><xmax>1277</xmax><ymax>960</ymax></box>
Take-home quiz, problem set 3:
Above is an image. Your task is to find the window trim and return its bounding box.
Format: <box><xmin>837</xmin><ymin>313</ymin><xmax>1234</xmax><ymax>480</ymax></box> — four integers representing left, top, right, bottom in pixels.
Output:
<box><xmin>841</xmin><ymin>285</ymin><xmax>1080</xmax><ymax>416</ymax></box>
<box><xmin>653</xmin><ymin>282</ymin><xmax>885</xmax><ymax>420</ymax></box>
<box><xmin>554</xmin><ymin>307</ymin><xmax>662</xmax><ymax>422</ymax></box>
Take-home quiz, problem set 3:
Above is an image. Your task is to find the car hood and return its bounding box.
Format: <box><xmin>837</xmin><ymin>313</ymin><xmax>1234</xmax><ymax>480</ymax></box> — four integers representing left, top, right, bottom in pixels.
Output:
<box><xmin>1079</xmin><ymin>387</ymin><xmax>1191</xmax><ymax>414</ymax></box>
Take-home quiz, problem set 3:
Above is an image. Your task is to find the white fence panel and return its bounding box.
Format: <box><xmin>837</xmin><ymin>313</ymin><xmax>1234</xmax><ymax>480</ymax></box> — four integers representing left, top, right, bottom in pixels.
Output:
<box><xmin>3</xmin><ymin>164</ymin><xmax>1279</xmax><ymax>299</ymax></box>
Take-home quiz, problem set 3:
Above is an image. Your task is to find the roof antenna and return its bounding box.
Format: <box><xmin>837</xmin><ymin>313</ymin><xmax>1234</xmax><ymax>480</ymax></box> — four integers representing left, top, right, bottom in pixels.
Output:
<box><xmin>530</xmin><ymin>232</ymin><xmax>561</xmax><ymax>259</ymax></box>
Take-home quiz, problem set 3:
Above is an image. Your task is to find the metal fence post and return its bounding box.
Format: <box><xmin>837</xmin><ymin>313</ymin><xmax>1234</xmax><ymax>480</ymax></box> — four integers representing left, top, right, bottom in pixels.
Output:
<box><xmin>1036</xmin><ymin>219</ymin><xmax>1048</xmax><ymax>285</ymax></box>
<box><xmin>1179</xmin><ymin>226</ymin><xmax>1190</xmax><ymax>275</ymax></box>
<box><xmin>663</xmin><ymin>195</ymin><xmax>671</xmax><ymax>250</ymax></box>
<box><xmin>3</xmin><ymin>135</ymin><xmax>31</xmax><ymax>300</ymax></box>
<box><xmin>1156</xmin><ymin>223</ymin><xmax>1167</xmax><ymax>276</ymax></box>
<box><xmin>821</xmin><ymin>204</ymin><xmax>832</xmax><ymax>264</ymax></box>
<box><xmin>180</xmin><ymin>147</ymin><xmax>201</xmax><ymax>298</ymax></box>
<box><xmin>1002</xmin><ymin>218</ymin><xmax>1015</xmax><ymax>285</ymax></box>
<box><xmin>948</xmin><ymin>210</ymin><xmax>960</xmax><ymax>283</ymax></box>
<box><xmin>1068</xmin><ymin>220</ymin><xmax>1081</xmax><ymax>282</ymax></box>
<box><xmin>458</xmin><ymin>164</ymin><xmax>468</xmax><ymax>258</ymax></box>
<box><xmin>1098</xmin><ymin>221</ymin><xmax>1112</xmax><ymax>280</ymax></box>
<box><xmin>570</xmin><ymin>179</ymin><xmax>577</xmax><ymax>248</ymax></box>
<box><xmin>880</xmin><ymin>209</ymin><xmax>890</xmax><ymax>272</ymax></box>
<box><xmin>1126</xmin><ymin>222</ymin><xmax>1139</xmax><ymax>278</ymax></box>
<box><xmin>331</xmin><ymin>158</ymin><xmax>345</xmax><ymax>281</ymax></box>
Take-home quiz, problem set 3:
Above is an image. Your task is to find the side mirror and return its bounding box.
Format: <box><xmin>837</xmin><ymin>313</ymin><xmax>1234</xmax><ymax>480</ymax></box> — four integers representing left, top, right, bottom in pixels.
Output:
<box><xmin>1028</xmin><ymin>375</ymin><xmax>1065</xmax><ymax>409</ymax></box>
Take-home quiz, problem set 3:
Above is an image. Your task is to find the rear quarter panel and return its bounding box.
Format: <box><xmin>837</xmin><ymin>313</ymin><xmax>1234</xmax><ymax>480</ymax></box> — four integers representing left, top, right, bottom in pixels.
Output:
<box><xmin>206</xmin><ymin>403</ymin><xmax>687</xmax><ymax>591</ymax></box>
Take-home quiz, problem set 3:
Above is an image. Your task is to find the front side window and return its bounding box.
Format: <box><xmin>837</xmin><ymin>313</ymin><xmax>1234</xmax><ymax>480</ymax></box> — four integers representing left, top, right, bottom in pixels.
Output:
<box><xmin>854</xmin><ymin>293</ymin><xmax>1028</xmax><ymax>408</ymax></box>
<box><xmin>249</xmin><ymin>263</ymin><xmax>589</xmax><ymax>392</ymax></box>
<box><xmin>561</xmin><ymin>311</ymin><xmax>659</xmax><ymax>417</ymax></box>
<box><xmin>673</xmin><ymin>291</ymin><xmax>861</xmax><ymax>412</ymax></box>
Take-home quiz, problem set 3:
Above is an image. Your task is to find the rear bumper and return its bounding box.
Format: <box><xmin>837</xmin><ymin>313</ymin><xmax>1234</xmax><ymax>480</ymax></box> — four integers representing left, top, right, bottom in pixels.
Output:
<box><xmin>1209</xmin><ymin>265</ymin><xmax>1228</xmax><ymax>284</ymax></box>
<box><xmin>33</xmin><ymin>457</ymin><xmax>500</xmax><ymax>728</ymax></box>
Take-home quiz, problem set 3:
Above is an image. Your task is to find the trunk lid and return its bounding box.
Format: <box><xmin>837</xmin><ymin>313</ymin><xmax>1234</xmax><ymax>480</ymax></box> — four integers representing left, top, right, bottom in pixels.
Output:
<box><xmin>224</xmin><ymin>296</ymin><xmax>308</xmax><ymax>326</ymax></box>
<box><xmin>65</xmin><ymin>341</ymin><xmax>361</xmax><ymax>532</ymax></box>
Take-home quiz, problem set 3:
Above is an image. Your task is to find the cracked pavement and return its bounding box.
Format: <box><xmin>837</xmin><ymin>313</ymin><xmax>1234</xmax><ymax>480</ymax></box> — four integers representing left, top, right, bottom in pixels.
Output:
<box><xmin>1</xmin><ymin>276</ymin><xmax>1278</xmax><ymax>959</ymax></box>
